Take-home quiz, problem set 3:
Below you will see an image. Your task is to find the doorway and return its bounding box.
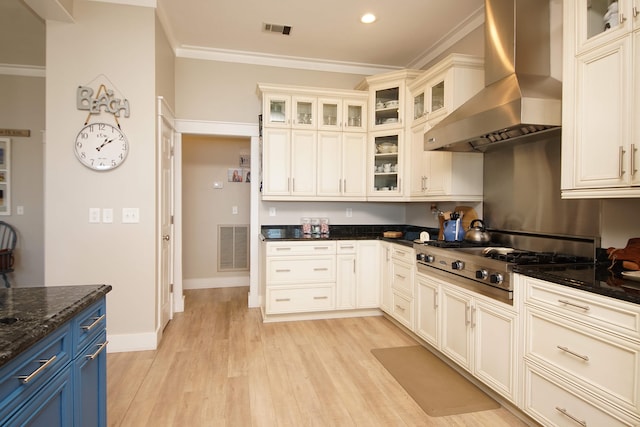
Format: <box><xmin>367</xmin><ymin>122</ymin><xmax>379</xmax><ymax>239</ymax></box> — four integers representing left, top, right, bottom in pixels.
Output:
<box><xmin>173</xmin><ymin>120</ymin><xmax>260</xmax><ymax>313</ymax></box>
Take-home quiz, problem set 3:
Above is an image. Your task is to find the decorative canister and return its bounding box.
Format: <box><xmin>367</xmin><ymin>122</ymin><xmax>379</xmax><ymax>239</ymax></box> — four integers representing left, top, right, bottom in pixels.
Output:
<box><xmin>320</xmin><ymin>218</ymin><xmax>330</xmax><ymax>236</ymax></box>
<box><xmin>311</xmin><ymin>218</ymin><xmax>321</xmax><ymax>237</ymax></box>
<box><xmin>301</xmin><ymin>218</ymin><xmax>311</xmax><ymax>236</ymax></box>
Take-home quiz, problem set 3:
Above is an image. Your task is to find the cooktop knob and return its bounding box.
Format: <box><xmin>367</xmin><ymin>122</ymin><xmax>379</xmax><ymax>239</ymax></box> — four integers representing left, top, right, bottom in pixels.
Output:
<box><xmin>452</xmin><ymin>260</ymin><xmax>465</xmax><ymax>270</ymax></box>
<box><xmin>475</xmin><ymin>269</ymin><xmax>489</xmax><ymax>279</ymax></box>
<box><xmin>490</xmin><ymin>273</ymin><xmax>504</xmax><ymax>284</ymax></box>
<box><xmin>425</xmin><ymin>254</ymin><xmax>434</xmax><ymax>263</ymax></box>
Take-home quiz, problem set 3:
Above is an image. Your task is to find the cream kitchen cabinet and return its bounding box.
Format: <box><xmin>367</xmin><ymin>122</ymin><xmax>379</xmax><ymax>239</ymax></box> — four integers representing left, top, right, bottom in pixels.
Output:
<box><xmin>337</xmin><ymin>240</ymin><xmax>381</xmax><ymax>309</ymax></box>
<box><xmin>317</xmin><ymin>131</ymin><xmax>367</xmax><ymax>199</ymax></box>
<box><xmin>561</xmin><ymin>0</ymin><xmax>640</xmax><ymax>198</ymax></box>
<box><xmin>409</xmin><ymin>123</ymin><xmax>484</xmax><ymax>201</ymax></box>
<box><xmin>416</xmin><ymin>271</ymin><xmax>439</xmax><ymax>348</ymax></box>
<box><xmin>369</xmin><ymin>130</ymin><xmax>405</xmax><ymax>199</ymax></box>
<box><xmin>440</xmin><ymin>283</ymin><xmax>518</xmax><ymax>403</ymax></box>
<box><xmin>379</xmin><ymin>241</ymin><xmax>393</xmax><ymax>314</ymax></box>
<box><xmin>261</xmin><ymin>128</ymin><xmax>316</xmax><ymax>198</ymax></box>
<box><xmin>317</xmin><ymin>97</ymin><xmax>367</xmax><ymax>132</ymax></box>
<box><xmin>336</xmin><ymin>241</ymin><xmax>357</xmax><ymax>310</ymax></box>
<box><xmin>262</xmin><ymin>93</ymin><xmax>316</xmax><ymax>129</ymax></box>
<box><xmin>356</xmin><ymin>69</ymin><xmax>421</xmax><ymax>131</ymax></box>
<box><xmin>520</xmin><ymin>274</ymin><xmax>640</xmax><ymax>424</ymax></box>
<box><xmin>389</xmin><ymin>244</ymin><xmax>416</xmax><ymax>330</ymax></box>
<box><xmin>264</xmin><ymin>241</ymin><xmax>337</xmax><ymax>315</ymax></box>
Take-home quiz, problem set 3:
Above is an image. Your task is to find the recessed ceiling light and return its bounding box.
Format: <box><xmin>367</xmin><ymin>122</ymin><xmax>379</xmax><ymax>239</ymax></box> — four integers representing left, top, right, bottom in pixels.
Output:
<box><xmin>361</xmin><ymin>13</ymin><xmax>376</xmax><ymax>24</ymax></box>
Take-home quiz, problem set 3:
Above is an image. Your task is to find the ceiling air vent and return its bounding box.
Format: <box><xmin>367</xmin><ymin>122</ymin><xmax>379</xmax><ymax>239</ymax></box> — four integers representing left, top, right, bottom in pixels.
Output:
<box><xmin>263</xmin><ymin>23</ymin><xmax>292</xmax><ymax>35</ymax></box>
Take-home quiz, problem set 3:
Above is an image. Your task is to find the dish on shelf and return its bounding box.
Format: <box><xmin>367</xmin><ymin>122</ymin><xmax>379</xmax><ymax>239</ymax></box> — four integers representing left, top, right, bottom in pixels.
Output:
<box><xmin>384</xmin><ymin>100</ymin><xmax>399</xmax><ymax>108</ymax></box>
<box><xmin>377</xmin><ymin>142</ymin><xmax>398</xmax><ymax>153</ymax></box>
<box><xmin>382</xmin><ymin>118</ymin><xmax>398</xmax><ymax>124</ymax></box>
<box><xmin>621</xmin><ymin>271</ymin><xmax>640</xmax><ymax>282</ymax></box>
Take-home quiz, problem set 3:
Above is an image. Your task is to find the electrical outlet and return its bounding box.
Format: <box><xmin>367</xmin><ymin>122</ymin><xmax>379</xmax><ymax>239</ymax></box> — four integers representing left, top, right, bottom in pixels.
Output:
<box><xmin>16</xmin><ymin>206</ymin><xmax>24</xmax><ymax>215</ymax></box>
<box><xmin>102</xmin><ymin>208</ymin><xmax>113</xmax><ymax>223</ymax></box>
<box><xmin>269</xmin><ymin>207</ymin><xmax>276</xmax><ymax>217</ymax></box>
<box><xmin>213</xmin><ymin>181</ymin><xmax>223</xmax><ymax>189</ymax></box>
<box><xmin>346</xmin><ymin>208</ymin><xmax>353</xmax><ymax>217</ymax></box>
<box><xmin>89</xmin><ymin>208</ymin><xmax>101</xmax><ymax>223</ymax></box>
<box><xmin>122</xmin><ymin>208</ymin><xmax>140</xmax><ymax>223</ymax></box>
<box><xmin>232</xmin><ymin>206</ymin><xmax>238</xmax><ymax>214</ymax></box>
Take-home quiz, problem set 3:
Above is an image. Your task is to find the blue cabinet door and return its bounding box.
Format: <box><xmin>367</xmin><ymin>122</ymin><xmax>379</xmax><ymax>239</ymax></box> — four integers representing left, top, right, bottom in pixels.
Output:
<box><xmin>74</xmin><ymin>330</ymin><xmax>107</xmax><ymax>427</ymax></box>
<box><xmin>4</xmin><ymin>369</ymin><xmax>73</xmax><ymax>427</ymax></box>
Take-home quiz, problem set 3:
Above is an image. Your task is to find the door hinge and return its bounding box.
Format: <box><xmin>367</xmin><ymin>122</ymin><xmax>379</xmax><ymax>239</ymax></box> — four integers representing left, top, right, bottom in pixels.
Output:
<box><xmin>170</xmin><ymin>283</ymin><xmax>173</xmax><ymax>293</ymax></box>
<box><xmin>170</xmin><ymin>215</ymin><xmax>174</xmax><ymax>225</ymax></box>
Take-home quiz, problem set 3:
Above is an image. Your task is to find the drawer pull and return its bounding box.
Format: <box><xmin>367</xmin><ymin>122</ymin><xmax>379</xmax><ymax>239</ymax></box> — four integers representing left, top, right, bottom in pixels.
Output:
<box><xmin>395</xmin><ymin>304</ymin><xmax>406</xmax><ymax>312</ymax></box>
<box><xmin>395</xmin><ymin>274</ymin><xmax>406</xmax><ymax>280</ymax></box>
<box><xmin>314</xmin><ymin>246</ymin><xmax>330</xmax><ymax>250</ymax></box>
<box><xmin>557</xmin><ymin>345</ymin><xmax>590</xmax><ymax>362</ymax></box>
<box><xmin>558</xmin><ymin>299</ymin><xmax>590</xmax><ymax>311</ymax></box>
<box><xmin>555</xmin><ymin>407</ymin><xmax>587</xmax><ymax>427</ymax></box>
<box><xmin>313</xmin><ymin>268</ymin><xmax>329</xmax><ymax>271</ymax></box>
<box><xmin>275</xmin><ymin>298</ymin><xmax>291</xmax><ymax>302</ymax></box>
<box><xmin>81</xmin><ymin>314</ymin><xmax>106</xmax><ymax>331</ymax></box>
<box><xmin>86</xmin><ymin>340</ymin><xmax>109</xmax><ymax>360</ymax></box>
<box><xmin>313</xmin><ymin>296</ymin><xmax>328</xmax><ymax>300</ymax></box>
<box><xmin>18</xmin><ymin>355</ymin><xmax>57</xmax><ymax>384</ymax></box>
<box><xmin>275</xmin><ymin>269</ymin><xmax>291</xmax><ymax>273</ymax></box>
<box><xmin>275</xmin><ymin>247</ymin><xmax>292</xmax><ymax>251</ymax></box>
<box><xmin>340</xmin><ymin>245</ymin><xmax>354</xmax><ymax>250</ymax></box>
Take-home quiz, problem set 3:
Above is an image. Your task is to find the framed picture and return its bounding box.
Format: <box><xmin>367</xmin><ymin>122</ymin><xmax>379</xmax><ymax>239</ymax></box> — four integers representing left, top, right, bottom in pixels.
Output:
<box><xmin>243</xmin><ymin>169</ymin><xmax>251</xmax><ymax>183</ymax></box>
<box><xmin>228</xmin><ymin>168</ymin><xmax>243</xmax><ymax>182</ymax></box>
<box><xmin>0</xmin><ymin>138</ymin><xmax>9</xmax><ymax>215</ymax></box>
<box><xmin>239</xmin><ymin>155</ymin><xmax>250</xmax><ymax>168</ymax></box>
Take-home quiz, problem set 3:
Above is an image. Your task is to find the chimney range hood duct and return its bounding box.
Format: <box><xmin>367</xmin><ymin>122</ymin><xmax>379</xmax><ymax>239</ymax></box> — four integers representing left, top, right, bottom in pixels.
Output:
<box><xmin>424</xmin><ymin>0</ymin><xmax>562</xmax><ymax>152</ymax></box>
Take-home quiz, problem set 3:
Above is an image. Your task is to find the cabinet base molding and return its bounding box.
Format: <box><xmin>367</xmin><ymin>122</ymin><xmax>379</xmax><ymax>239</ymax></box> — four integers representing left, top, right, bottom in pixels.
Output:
<box><xmin>260</xmin><ymin>307</ymin><xmax>382</xmax><ymax>323</ymax></box>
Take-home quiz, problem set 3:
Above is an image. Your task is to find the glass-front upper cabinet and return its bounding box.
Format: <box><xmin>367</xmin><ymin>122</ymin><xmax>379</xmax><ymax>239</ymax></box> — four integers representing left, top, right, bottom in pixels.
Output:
<box><xmin>318</xmin><ymin>98</ymin><xmax>341</xmax><ymax>130</ymax></box>
<box><xmin>263</xmin><ymin>93</ymin><xmax>291</xmax><ymax>128</ymax></box>
<box><xmin>577</xmin><ymin>0</ymin><xmax>633</xmax><ymax>53</ymax></box>
<box><xmin>374</xmin><ymin>86</ymin><xmax>401</xmax><ymax>127</ymax></box>
<box><xmin>413</xmin><ymin>91</ymin><xmax>425</xmax><ymax>122</ymax></box>
<box><xmin>343</xmin><ymin>99</ymin><xmax>367</xmax><ymax>132</ymax></box>
<box><xmin>370</xmin><ymin>131</ymin><xmax>403</xmax><ymax>196</ymax></box>
<box><xmin>318</xmin><ymin>97</ymin><xmax>367</xmax><ymax>132</ymax></box>
<box><xmin>430</xmin><ymin>80</ymin><xmax>445</xmax><ymax>114</ymax></box>
<box><xmin>291</xmin><ymin>96</ymin><xmax>316</xmax><ymax>129</ymax></box>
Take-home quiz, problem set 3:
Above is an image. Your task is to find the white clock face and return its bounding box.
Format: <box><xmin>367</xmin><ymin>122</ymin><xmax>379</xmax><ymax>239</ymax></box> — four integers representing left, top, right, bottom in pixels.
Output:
<box><xmin>74</xmin><ymin>123</ymin><xmax>129</xmax><ymax>171</ymax></box>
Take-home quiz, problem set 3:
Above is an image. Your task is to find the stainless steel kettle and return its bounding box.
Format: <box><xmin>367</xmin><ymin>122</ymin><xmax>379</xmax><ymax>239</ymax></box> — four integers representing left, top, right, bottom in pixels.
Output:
<box><xmin>464</xmin><ymin>219</ymin><xmax>491</xmax><ymax>244</ymax></box>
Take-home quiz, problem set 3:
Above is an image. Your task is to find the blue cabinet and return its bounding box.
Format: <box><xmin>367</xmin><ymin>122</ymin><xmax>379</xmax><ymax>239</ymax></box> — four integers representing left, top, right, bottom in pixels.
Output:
<box><xmin>0</xmin><ymin>298</ymin><xmax>107</xmax><ymax>426</ymax></box>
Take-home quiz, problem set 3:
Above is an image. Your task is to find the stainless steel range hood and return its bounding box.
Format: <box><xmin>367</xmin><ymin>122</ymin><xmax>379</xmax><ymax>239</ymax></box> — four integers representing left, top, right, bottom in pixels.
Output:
<box><xmin>424</xmin><ymin>0</ymin><xmax>562</xmax><ymax>152</ymax></box>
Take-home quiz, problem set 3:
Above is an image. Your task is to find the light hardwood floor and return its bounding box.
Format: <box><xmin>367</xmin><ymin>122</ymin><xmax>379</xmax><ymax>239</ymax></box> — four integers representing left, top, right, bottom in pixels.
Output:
<box><xmin>107</xmin><ymin>287</ymin><xmax>530</xmax><ymax>426</ymax></box>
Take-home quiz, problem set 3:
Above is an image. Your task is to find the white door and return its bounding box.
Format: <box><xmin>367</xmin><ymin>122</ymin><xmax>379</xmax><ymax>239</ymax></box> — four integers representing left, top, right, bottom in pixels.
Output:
<box><xmin>158</xmin><ymin>99</ymin><xmax>175</xmax><ymax>332</ymax></box>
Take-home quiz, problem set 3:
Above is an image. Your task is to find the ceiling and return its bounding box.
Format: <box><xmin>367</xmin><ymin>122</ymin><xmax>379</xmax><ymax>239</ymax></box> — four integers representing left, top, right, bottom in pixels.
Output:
<box><xmin>155</xmin><ymin>0</ymin><xmax>485</xmax><ymax>72</ymax></box>
<box><xmin>6</xmin><ymin>0</ymin><xmax>486</xmax><ymax>73</ymax></box>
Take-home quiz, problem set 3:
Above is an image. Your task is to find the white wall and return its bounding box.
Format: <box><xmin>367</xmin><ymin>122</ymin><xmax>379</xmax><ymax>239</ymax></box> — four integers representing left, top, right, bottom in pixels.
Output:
<box><xmin>45</xmin><ymin>1</ymin><xmax>158</xmax><ymax>351</ymax></box>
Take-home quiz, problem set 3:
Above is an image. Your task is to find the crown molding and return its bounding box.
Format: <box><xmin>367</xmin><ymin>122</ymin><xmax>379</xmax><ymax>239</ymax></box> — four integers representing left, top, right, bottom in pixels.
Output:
<box><xmin>87</xmin><ymin>0</ymin><xmax>156</xmax><ymax>7</ymax></box>
<box><xmin>0</xmin><ymin>64</ymin><xmax>46</xmax><ymax>77</ymax></box>
<box><xmin>175</xmin><ymin>46</ymin><xmax>401</xmax><ymax>76</ymax></box>
<box><xmin>407</xmin><ymin>6</ymin><xmax>485</xmax><ymax>70</ymax></box>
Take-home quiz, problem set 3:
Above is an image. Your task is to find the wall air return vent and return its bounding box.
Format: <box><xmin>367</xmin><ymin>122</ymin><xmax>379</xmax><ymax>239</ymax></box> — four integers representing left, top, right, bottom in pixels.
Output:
<box><xmin>218</xmin><ymin>225</ymin><xmax>249</xmax><ymax>271</ymax></box>
<box><xmin>263</xmin><ymin>23</ymin><xmax>292</xmax><ymax>35</ymax></box>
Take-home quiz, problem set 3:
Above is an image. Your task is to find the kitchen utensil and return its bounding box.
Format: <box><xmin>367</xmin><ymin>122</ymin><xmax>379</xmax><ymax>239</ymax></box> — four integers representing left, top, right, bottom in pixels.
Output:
<box><xmin>454</xmin><ymin>205</ymin><xmax>479</xmax><ymax>233</ymax></box>
<box><xmin>464</xmin><ymin>219</ymin><xmax>491</xmax><ymax>244</ymax></box>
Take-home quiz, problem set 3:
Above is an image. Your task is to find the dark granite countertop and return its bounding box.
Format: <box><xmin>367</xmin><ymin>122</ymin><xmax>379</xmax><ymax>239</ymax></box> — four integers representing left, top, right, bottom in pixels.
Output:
<box><xmin>261</xmin><ymin>224</ymin><xmax>439</xmax><ymax>249</ymax></box>
<box><xmin>0</xmin><ymin>284</ymin><xmax>112</xmax><ymax>368</ymax></box>
<box><xmin>514</xmin><ymin>263</ymin><xmax>640</xmax><ymax>305</ymax></box>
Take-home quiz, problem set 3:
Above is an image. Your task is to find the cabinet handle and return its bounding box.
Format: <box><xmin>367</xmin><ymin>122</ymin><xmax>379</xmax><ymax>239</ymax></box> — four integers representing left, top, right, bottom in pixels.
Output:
<box><xmin>18</xmin><ymin>355</ymin><xmax>57</xmax><ymax>384</ymax></box>
<box><xmin>465</xmin><ymin>303</ymin><xmax>470</xmax><ymax>325</ymax></box>
<box><xmin>632</xmin><ymin>144</ymin><xmax>637</xmax><ymax>176</ymax></box>
<box><xmin>471</xmin><ymin>306</ymin><xmax>476</xmax><ymax>328</ymax></box>
<box><xmin>343</xmin><ymin>179</ymin><xmax>347</xmax><ymax>193</ymax></box>
<box><xmin>81</xmin><ymin>314</ymin><xmax>106</xmax><ymax>331</ymax></box>
<box><xmin>395</xmin><ymin>304</ymin><xmax>406</xmax><ymax>312</ymax></box>
<box><xmin>314</xmin><ymin>246</ymin><xmax>330</xmax><ymax>250</ymax></box>
<box><xmin>340</xmin><ymin>245</ymin><xmax>354</xmax><ymax>250</ymax></box>
<box><xmin>634</xmin><ymin>6</ymin><xmax>639</xmax><ymax>17</ymax></box>
<box><xmin>313</xmin><ymin>268</ymin><xmax>328</xmax><ymax>271</ymax></box>
<box><xmin>313</xmin><ymin>296</ymin><xmax>328</xmax><ymax>300</ymax></box>
<box><xmin>434</xmin><ymin>289</ymin><xmax>438</xmax><ymax>309</ymax></box>
<box><xmin>386</xmin><ymin>248</ymin><xmax>390</xmax><ymax>261</ymax></box>
<box><xmin>619</xmin><ymin>146</ymin><xmax>626</xmax><ymax>177</ymax></box>
<box><xmin>275</xmin><ymin>247</ymin><xmax>292</xmax><ymax>251</ymax></box>
<box><xmin>557</xmin><ymin>345</ymin><xmax>590</xmax><ymax>362</ymax></box>
<box><xmin>353</xmin><ymin>259</ymin><xmax>356</xmax><ymax>273</ymax></box>
<box><xmin>395</xmin><ymin>274</ymin><xmax>406</xmax><ymax>280</ymax></box>
<box><xmin>292</xmin><ymin>177</ymin><xmax>295</xmax><ymax>192</ymax></box>
<box><xmin>620</xmin><ymin>12</ymin><xmax>627</xmax><ymax>23</ymax></box>
<box><xmin>275</xmin><ymin>298</ymin><xmax>291</xmax><ymax>302</ymax></box>
<box><xmin>275</xmin><ymin>269</ymin><xmax>291</xmax><ymax>273</ymax></box>
<box><xmin>287</xmin><ymin>177</ymin><xmax>291</xmax><ymax>192</ymax></box>
<box><xmin>555</xmin><ymin>407</ymin><xmax>587</xmax><ymax>427</ymax></box>
<box><xmin>86</xmin><ymin>340</ymin><xmax>109</xmax><ymax>360</ymax></box>
<box><xmin>558</xmin><ymin>299</ymin><xmax>590</xmax><ymax>311</ymax></box>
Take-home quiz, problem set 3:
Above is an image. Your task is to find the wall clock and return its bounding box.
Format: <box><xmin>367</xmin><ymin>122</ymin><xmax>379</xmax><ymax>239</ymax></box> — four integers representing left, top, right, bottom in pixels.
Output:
<box><xmin>74</xmin><ymin>122</ymin><xmax>129</xmax><ymax>171</ymax></box>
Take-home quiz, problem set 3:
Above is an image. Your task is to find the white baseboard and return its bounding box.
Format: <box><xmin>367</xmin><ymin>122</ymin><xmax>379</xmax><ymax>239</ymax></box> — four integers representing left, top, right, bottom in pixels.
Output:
<box><xmin>107</xmin><ymin>331</ymin><xmax>158</xmax><ymax>353</ymax></box>
<box><xmin>183</xmin><ymin>276</ymin><xmax>249</xmax><ymax>289</ymax></box>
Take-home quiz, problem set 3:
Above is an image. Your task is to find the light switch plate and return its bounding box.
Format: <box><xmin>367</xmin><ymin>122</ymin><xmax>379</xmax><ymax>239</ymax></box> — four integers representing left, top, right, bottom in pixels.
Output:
<box><xmin>102</xmin><ymin>208</ymin><xmax>113</xmax><ymax>223</ymax></box>
<box><xmin>213</xmin><ymin>181</ymin><xmax>223</xmax><ymax>189</ymax></box>
<box><xmin>122</xmin><ymin>207</ymin><xmax>140</xmax><ymax>223</ymax></box>
<box><xmin>89</xmin><ymin>208</ymin><xmax>101</xmax><ymax>223</ymax></box>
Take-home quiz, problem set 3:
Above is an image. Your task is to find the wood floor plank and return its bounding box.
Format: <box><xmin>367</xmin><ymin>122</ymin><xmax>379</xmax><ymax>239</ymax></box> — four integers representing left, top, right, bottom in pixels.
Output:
<box><xmin>108</xmin><ymin>287</ymin><xmax>532</xmax><ymax>427</ymax></box>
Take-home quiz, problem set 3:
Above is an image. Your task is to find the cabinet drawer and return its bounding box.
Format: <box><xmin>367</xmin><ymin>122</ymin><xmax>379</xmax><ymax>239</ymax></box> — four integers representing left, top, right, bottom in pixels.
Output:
<box><xmin>266</xmin><ymin>241</ymin><xmax>336</xmax><ymax>256</ymax></box>
<box><xmin>336</xmin><ymin>241</ymin><xmax>357</xmax><ymax>254</ymax></box>
<box><xmin>391</xmin><ymin>245</ymin><xmax>414</xmax><ymax>263</ymax></box>
<box><xmin>73</xmin><ymin>300</ymin><xmax>106</xmax><ymax>356</ymax></box>
<box><xmin>391</xmin><ymin>261</ymin><xmax>414</xmax><ymax>297</ymax></box>
<box><xmin>266</xmin><ymin>285</ymin><xmax>335</xmax><ymax>314</ymax></box>
<box><xmin>524</xmin><ymin>363</ymin><xmax>639</xmax><ymax>427</ymax></box>
<box><xmin>525</xmin><ymin>307</ymin><xmax>640</xmax><ymax>412</ymax></box>
<box><xmin>523</xmin><ymin>276</ymin><xmax>640</xmax><ymax>340</ymax></box>
<box><xmin>0</xmin><ymin>323</ymin><xmax>72</xmax><ymax>421</ymax></box>
<box><xmin>267</xmin><ymin>256</ymin><xmax>335</xmax><ymax>284</ymax></box>
<box><xmin>391</xmin><ymin>291</ymin><xmax>413</xmax><ymax>329</ymax></box>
